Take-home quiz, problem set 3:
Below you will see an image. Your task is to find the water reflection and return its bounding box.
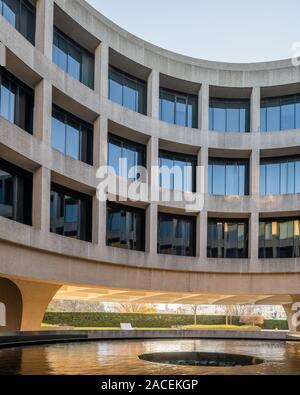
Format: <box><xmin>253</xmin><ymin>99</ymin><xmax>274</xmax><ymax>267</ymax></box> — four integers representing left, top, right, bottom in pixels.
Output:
<box><xmin>0</xmin><ymin>340</ymin><xmax>299</xmax><ymax>375</ymax></box>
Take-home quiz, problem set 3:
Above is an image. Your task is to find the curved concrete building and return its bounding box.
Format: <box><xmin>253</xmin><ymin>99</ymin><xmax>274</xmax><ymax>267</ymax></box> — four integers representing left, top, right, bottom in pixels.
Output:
<box><xmin>0</xmin><ymin>0</ymin><xmax>300</xmax><ymax>331</ymax></box>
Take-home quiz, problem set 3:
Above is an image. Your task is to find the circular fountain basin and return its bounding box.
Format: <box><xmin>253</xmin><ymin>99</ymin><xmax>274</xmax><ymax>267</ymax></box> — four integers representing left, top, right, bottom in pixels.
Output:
<box><xmin>139</xmin><ymin>351</ymin><xmax>264</xmax><ymax>367</ymax></box>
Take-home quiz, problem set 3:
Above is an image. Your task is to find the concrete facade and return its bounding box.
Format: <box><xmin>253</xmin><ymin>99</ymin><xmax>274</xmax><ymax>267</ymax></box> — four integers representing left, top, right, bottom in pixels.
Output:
<box><xmin>1</xmin><ymin>0</ymin><xmax>300</xmax><ymax>331</ymax></box>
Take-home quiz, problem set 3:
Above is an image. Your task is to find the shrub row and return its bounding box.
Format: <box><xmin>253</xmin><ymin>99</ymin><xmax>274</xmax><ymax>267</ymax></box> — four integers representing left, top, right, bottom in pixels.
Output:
<box><xmin>43</xmin><ymin>312</ymin><xmax>288</xmax><ymax>330</ymax></box>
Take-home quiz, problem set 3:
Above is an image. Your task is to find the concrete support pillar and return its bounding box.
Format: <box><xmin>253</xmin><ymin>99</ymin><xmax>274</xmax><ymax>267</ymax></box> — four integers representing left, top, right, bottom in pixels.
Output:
<box><xmin>95</xmin><ymin>42</ymin><xmax>109</xmax><ymax>97</ymax></box>
<box><xmin>34</xmin><ymin>79</ymin><xmax>52</xmax><ymax>144</ymax></box>
<box><xmin>35</xmin><ymin>0</ymin><xmax>54</xmax><ymax>59</ymax></box>
<box><xmin>93</xmin><ymin>116</ymin><xmax>108</xmax><ymax>245</ymax></box>
<box><xmin>250</xmin><ymin>148</ymin><xmax>260</xmax><ymax>196</ymax></box>
<box><xmin>249</xmin><ymin>212</ymin><xmax>259</xmax><ymax>259</ymax></box>
<box><xmin>146</xmin><ymin>136</ymin><xmax>159</xmax><ymax>253</ymax></box>
<box><xmin>198</xmin><ymin>83</ymin><xmax>209</xmax><ymax>130</ymax></box>
<box><xmin>283</xmin><ymin>299</ymin><xmax>300</xmax><ymax>333</ymax></box>
<box><xmin>147</xmin><ymin>70</ymin><xmax>160</xmax><ymax>119</ymax></box>
<box><xmin>0</xmin><ymin>278</ymin><xmax>22</xmax><ymax>332</ymax></box>
<box><xmin>0</xmin><ymin>42</ymin><xmax>6</xmax><ymax>66</ymax></box>
<box><xmin>32</xmin><ymin>166</ymin><xmax>51</xmax><ymax>232</ymax></box>
<box><xmin>198</xmin><ymin>147</ymin><xmax>208</xmax><ymax>258</ymax></box>
<box><xmin>250</xmin><ymin>87</ymin><xmax>261</xmax><ymax>133</ymax></box>
<box><xmin>13</xmin><ymin>279</ymin><xmax>60</xmax><ymax>331</ymax></box>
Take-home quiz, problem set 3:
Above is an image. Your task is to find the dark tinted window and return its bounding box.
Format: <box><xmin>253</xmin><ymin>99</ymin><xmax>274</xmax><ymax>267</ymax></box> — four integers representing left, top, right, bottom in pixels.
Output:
<box><xmin>261</xmin><ymin>94</ymin><xmax>300</xmax><ymax>132</ymax></box>
<box><xmin>209</xmin><ymin>158</ymin><xmax>249</xmax><ymax>196</ymax></box>
<box><xmin>260</xmin><ymin>156</ymin><xmax>300</xmax><ymax>195</ymax></box>
<box><xmin>108</xmin><ymin>134</ymin><xmax>146</xmax><ymax>181</ymax></box>
<box><xmin>158</xmin><ymin>212</ymin><xmax>196</xmax><ymax>256</ymax></box>
<box><xmin>50</xmin><ymin>183</ymin><xmax>92</xmax><ymax>242</ymax></box>
<box><xmin>106</xmin><ymin>202</ymin><xmax>145</xmax><ymax>251</ymax></box>
<box><xmin>207</xmin><ymin>219</ymin><xmax>248</xmax><ymax>258</ymax></box>
<box><xmin>0</xmin><ymin>158</ymin><xmax>32</xmax><ymax>225</ymax></box>
<box><xmin>159</xmin><ymin>150</ymin><xmax>196</xmax><ymax>192</ymax></box>
<box><xmin>0</xmin><ymin>68</ymin><xmax>34</xmax><ymax>134</ymax></box>
<box><xmin>1</xmin><ymin>0</ymin><xmax>36</xmax><ymax>44</ymax></box>
<box><xmin>52</xmin><ymin>105</ymin><xmax>93</xmax><ymax>165</ymax></box>
<box><xmin>109</xmin><ymin>66</ymin><xmax>147</xmax><ymax>114</ymax></box>
<box><xmin>160</xmin><ymin>88</ymin><xmax>198</xmax><ymax>128</ymax></box>
<box><xmin>259</xmin><ymin>218</ymin><xmax>300</xmax><ymax>258</ymax></box>
<box><xmin>53</xmin><ymin>28</ymin><xmax>94</xmax><ymax>89</ymax></box>
<box><xmin>209</xmin><ymin>98</ymin><xmax>250</xmax><ymax>133</ymax></box>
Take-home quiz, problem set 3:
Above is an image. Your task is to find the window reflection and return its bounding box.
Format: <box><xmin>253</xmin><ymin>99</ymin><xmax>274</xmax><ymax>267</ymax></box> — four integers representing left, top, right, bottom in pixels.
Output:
<box><xmin>50</xmin><ymin>183</ymin><xmax>92</xmax><ymax>242</ymax></box>
<box><xmin>0</xmin><ymin>158</ymin><xmax>32</xmax><ymax>225</ymax></box>
<box><xmin>260</xmin><ymin>156</ymin><xmax>300</xmax><ymax>195</ymax></box>
<box><xmin>259</xmin><ymin>218</ymin><xmax>300</xmax><ymax>258</ymax></box>
<box><xmin>159</xmin><ymin>151</ymin><xmax>196</xmax><ymax>193</ymax></box>
<box><xmin>160</xmin><ymin>88</ymin><xmax>198</xmax><ymax>128</ymax></box>
<box><xmin>53</xmin><ymin>28</ymin><xmax>94</xmax><ymax>89</ymax></box>
<box><xmin>109</xmin><ymin>66</ymin><xmax>147</xmax><ymax>114</ymax></box>
<box><xmin>108</xmin><ymin>134</ymin><xmax>146</xmax><ymax>181</ymax></box>
<box><xmin>209</xmin><ymin>98</ymin><xmax>250</xmax><ymax>133</ymax></box>
<box><xmin>207</xmin><ymin>219</ymin><xmax>248</xmax><ymax>258</ymax></box>
<box><xmin>51</xmin><ymin>106</ymin><xmax>93</xmax><ymax>165</ymax></box>
<box><xmin>0</xmin><ymin>0</ymin><xmax>36</xmax><ymax>44</ymax></box>
<box><xmin>106</xmin><ymin>202</ymin><xmax>145</xmax><ymax>251</ymax></box>
<box><xmin>261</xmin><ymin>94</ymin><xmax>300</xmax><ymax>132</ymax></box>
<box><xmin>0</xmin><ymin>68</ymin><xmax>34</xmax><ymax>134</ymax></box>
<box><xmin>158</xmin><ymin>213</ymin><xmax>196</xmax><ymax>257</ymax></box>
<box><xmin>209</xmin><ymin>158</ymin><xmax>249</xmax><ymax>196</ymax></box>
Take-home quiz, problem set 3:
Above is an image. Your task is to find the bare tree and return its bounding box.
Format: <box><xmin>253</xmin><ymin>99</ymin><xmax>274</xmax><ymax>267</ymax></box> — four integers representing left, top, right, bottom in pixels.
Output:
<box><xmin>114</xmin><ymin>304</ymin><xmax>157</xmax><ymax>313</ymax></box>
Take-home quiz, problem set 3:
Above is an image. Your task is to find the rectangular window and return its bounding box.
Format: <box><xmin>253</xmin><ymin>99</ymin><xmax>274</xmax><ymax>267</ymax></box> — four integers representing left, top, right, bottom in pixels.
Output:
<box><xmin>51</xmin><ymin>105</ymin><xmax>93</xmax><ymax>165</ymax></box>
<box><xmin>159</xmin><ymin>150</ymin><xmax>196</xmax><ymax>193</ymax></box>
<box><xmin>209</xmin><ymin>98</ymin><xmax>250</xmax><ymax>133</ymax></box>
<box><xmin>50</xmin><ymin>183</ymin><xmax>92</xmax><ymax>242</ymax></box>
<box><xmin>106</xmin><ymin>202</ymin><xmax>145</xmax><ymax>251</ymax></box>
<box><xmin>1</xmin><ymin>0</ymin><xmax>36</xmax><ymax>44</ymax></box>
<box><xmin>158</xmin><ymin>212</ymin><xmax>196</xmax><ymax>257</ymax></box>
<box><xmin>108</xmin><ymin>66</ymin><xmax>147</xmax><ymax>114</ymax></box>
<box><xmin>160</xmin><ymin>88</ymin><xmax>198</xmax><ymax>128</ymax></box>
<box><xmin>260</xmin><ymin>156</ymin><xmax>300</xmax><ymax>195</ymax></box>
<box><xmin>261</xmin><ymin>94</ymin><xmax>300</xmax><ymax>132</ymax></box>
<box><xmin>53</xmin><ymin>28</ymin><xmax>94</xmax><ymax>89</ymax></box>
<box><xmin>207</xmin><ymin>218</ymin><xmax>248</xmax><ymax>258</ymax></box>
<box><xmin>0</xmin><ymin>68</ymin><xmax>34</xmax><ymax>134</ymax></box>
<box><xmin>208</xmin><ymin>158</ymin><xmax>249</xmax><ymax>196</ymax></box>
<box><xmin>108</xmin><ymin>134</ymin><xmax>146</xmax><ymax>181</ymax></box>
<box><xmin>0</xmin><ymin>158</ymin><xmax>32</xmax><ymax>225</ymax></box>
<box><xmin>259</xmin><ymin>217</ymin><xmax>300</xmax><ymax>258</ymax></box>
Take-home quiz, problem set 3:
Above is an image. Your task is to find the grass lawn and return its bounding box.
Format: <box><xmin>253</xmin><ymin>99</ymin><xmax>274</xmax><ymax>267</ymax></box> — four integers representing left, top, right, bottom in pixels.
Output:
<box><xmin>41</xmin><ymin>323</ymin><xmax>261</xmax><ymax>331</ymax></box>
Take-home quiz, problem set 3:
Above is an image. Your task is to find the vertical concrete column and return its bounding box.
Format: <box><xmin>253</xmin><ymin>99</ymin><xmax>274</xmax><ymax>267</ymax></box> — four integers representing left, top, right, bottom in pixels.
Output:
<box><xmin>93</xmin><ymin>116</ymin><xmax>108</xmax><ymax>245</ymax></box>
<box><xmin>250</xmin><ymin>87</ymin><xmax>261</xmax><ymax>133</ymax></box>
<box><xmin>13</xmin><ymin>279</ymin><xmax>60</xmax><ymax>331</ymax></box>
<box><xmin>249</xmin><ymin>212</ymin><xmax>259</xmax><ymax>259</ymax></box>
<box><xmin>35</xmin><ymin>0</ymin><xmax>54</xmax><ymax>59</ymax></box>
<box><xmin>198</xmin><ymin>146</ymin><xmax>208</xmax><ymax>258</ymax></box>
<box><xmin>95</xmin><ymin>42</ymin><xmax>109</xmax><ymax>97</ymax></box>
<box><xmin>250</xmin><ymin>148</ymin><xmax>260</xmax><ymax>196</ymax></box>
<box><xmin>34</xmin><ymin>79</ymin><xmax>52</xmax><ymax>144</ymax></box>
<box><xmin>147</xmin><ymin>70</ymin><xmax>160</xmax><ymax>119</ymax></box>
<box><xmin>0</xmin><ymin>42</ymin><xmax>6</xmax><ymax>66</ymax></box>
<box><xmin>198</xmin><ymin>83</ymin><xmax>209</xmax><ymax>130</ymax></box>
<box><xmin>32</xmin><ymin>166</ymin><xmax>51</xmax><ymax>232</ymax></box>
<box><xmin>146</xmin><ymin>136</ymin><xmax>159</xmax><ymax>253</ymax></box>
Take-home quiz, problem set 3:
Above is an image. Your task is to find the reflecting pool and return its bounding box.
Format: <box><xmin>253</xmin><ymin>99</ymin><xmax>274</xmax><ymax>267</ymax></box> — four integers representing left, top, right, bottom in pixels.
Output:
<box><xmin>0</xmin><ymin>339</ymin><xmax>300</xmax><ymax>375</ymax></box>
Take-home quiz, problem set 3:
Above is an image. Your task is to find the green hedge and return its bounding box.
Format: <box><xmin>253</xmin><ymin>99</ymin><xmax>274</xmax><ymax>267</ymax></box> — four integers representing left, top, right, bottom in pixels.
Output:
<box><xmin>43</xmin><ymin>312</ymin><xmax>281</xmax><ymax>328</ymax></box>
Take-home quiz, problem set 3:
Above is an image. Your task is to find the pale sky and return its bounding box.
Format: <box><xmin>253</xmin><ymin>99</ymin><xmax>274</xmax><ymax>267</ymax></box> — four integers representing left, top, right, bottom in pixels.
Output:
<box><xmin>86</xmin><ymin>0</ymin><xmax>300</xmax><ymax>63</ymax></box>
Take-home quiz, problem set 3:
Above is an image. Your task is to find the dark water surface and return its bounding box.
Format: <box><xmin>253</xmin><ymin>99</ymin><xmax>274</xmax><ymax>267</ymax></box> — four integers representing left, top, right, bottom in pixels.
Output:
<box><xmin>0</xmin><ymin>339</ymin><xmax>300</xmax><ymax>375</ymax></box>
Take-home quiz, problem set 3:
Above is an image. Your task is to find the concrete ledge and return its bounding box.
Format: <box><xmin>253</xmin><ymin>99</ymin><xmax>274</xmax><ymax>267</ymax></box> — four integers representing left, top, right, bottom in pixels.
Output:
<box><xmin>0</xmin><ymin>329</ymin><xmax>290</xmax><ymax>348</ymax></box>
